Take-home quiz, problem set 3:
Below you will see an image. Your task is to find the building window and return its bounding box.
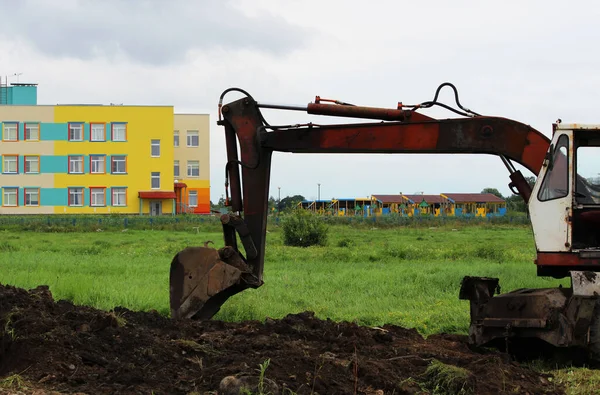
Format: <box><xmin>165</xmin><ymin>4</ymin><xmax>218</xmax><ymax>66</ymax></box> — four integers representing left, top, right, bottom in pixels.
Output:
<box><xmin>112</xmin><ymin>187</ymin><xmax>127</xmax><ymax>206</ymax></box>
<box><xmin>25</xmin><ymin>123</ymin><xmax>39</xmax><ymax>141</ymax></box>
<box><xmin>174</xmin><ymin>160</ymin><xmax>180</xmax><ymax>177</ymax></box>
<box><xmin>189</xmin><ymin>190</ymin><xmax>198</xmax><ymax>207</ymax></box>
<box><xmin>90</xmin><ymin>155</ymin><xmax>105</xmax><ymax>174</ymax></box>
<box><xmin>3</xmin><ymin>123</ymin><xmax>18</xmax><ymax>141</ymax></box>
<box><xmin>112</xmin><ymin>124</ymin><xmax>126</xmax><ymax>141</ymax></box>
<box><xmin>69</xmin><ymin>123</ymin><xmax>83</xmax><ymax>141</ymax></box>
<box><xmin>187</xmin><ymin>160</ymin><xmax>199</xmax><ymax>177</ymax></box>
<box><xmin>91</xmin><ymin>123</ymin><xmax>105</xmax><ymax>141</ymax></box>
<box><xmin>151</xmin><ymin>139</ymin><xmax>160</xmax><ymax>157</ymax></box>
<box><xmin>174</xmin><ymin>130</ymin><xmax>179</xmax><ymax>147</ymax></box>
<box><xmin>25</xmin><ymin>188</ymin><xmax>39</xmax><ymax>206</ymax></box>
<box><xmin>3</xmin><ymin>155</ymin><xmax>18</xmax><ymax>174</ymax></box>
<box><xmin>111</xmin><ymin>156</ymin><xmax>127</xmax><ymax>174</ymax></box>
<box><xmin>3</xmin><ymin>188</ymin><xmax>17</xmax><ymax>206</ymax></box>
<box><xmin>68</xmin><ymin>188</ymin><xmax>83</xmax><ymax>206</ymax></box>
<box><xmin>151</xmin><ymin>172</ymin><xmax>160</xmax><ymax>189</ymax></box>
<box><xmin>187</xmin><ymin>130</ymin><xmax>199</xmax><ymax>147</ymax></box>
<box><xmin>68</xmin><ymin>155</ymin><xmax>84</xmax><ymax>174</ymax></box>
<box><xmin>25</xmin><ymin>156</ymin><xmax>40</xmax><ymax>174</ymax></box>
<box><xmin>90</xmin><ymin>187</ymin><xmax>106</xmax><ymax>207</ymax></box>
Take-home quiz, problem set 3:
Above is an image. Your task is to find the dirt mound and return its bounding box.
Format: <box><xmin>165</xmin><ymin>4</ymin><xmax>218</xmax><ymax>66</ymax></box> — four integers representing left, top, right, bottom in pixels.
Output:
<box><xmin>0</xmin><ymin>284</ymin><xmax>561</xmax><ymax>394</ymax></box>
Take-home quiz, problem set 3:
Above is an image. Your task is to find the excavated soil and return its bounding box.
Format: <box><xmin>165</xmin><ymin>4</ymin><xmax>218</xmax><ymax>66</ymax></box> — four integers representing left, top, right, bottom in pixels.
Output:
<box><xmin>0</xmin><ymin>284</ymin><xmax>562</xmax><ymax>395</ymax></box>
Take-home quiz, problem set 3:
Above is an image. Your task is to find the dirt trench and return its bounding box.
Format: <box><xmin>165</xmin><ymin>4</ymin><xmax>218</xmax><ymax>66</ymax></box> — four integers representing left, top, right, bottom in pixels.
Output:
<box><xmin>0</xmin><ymin>284</ymin><xmax>561</xmax><ymax>394</ymax></box>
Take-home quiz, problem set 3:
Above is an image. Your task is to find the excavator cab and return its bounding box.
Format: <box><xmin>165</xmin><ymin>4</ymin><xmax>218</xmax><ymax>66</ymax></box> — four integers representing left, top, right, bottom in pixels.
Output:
<box><xmin>462</xmin><ymin>124</ymin><xmax>600</xmax><ymax>355</ymax></box>
<box><xmin>530</xmin><ymin>125</ymin><xmax>600</xmax><ymax>260</ymax></box>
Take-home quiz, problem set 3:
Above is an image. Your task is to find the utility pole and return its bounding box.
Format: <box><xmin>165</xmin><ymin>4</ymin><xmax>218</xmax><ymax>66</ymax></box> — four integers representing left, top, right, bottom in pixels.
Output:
<box><xmin>277</xmin><ymin>186</ymin><xmax>281</xmax><ymax>214</ymax></box>
<box><xmin>318</xmin><ymin>183</ymin><xmax>321</xmax><ymax>201</ymax></box>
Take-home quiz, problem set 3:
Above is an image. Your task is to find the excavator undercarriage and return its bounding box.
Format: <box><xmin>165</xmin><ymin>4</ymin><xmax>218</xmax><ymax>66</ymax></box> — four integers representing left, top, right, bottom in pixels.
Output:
<box><xmin>169</xmin><ymin>84</ymin><xmax>600</xmax><ymax>359</ymax></box>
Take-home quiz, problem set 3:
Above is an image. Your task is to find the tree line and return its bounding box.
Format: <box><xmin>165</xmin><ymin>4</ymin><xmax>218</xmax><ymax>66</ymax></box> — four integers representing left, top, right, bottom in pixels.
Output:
<box><xmin>210</xmin><ymin>177</ymin><xmax>536</xmax><ymax>214</ymax></box>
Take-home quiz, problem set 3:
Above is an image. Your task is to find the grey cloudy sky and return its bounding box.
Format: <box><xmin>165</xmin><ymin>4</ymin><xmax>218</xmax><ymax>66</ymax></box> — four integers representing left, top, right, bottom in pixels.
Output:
<box><xmin>1</xmin><ymin>0</ymin><xmax>599</xmax><ymax>202</ymax></box>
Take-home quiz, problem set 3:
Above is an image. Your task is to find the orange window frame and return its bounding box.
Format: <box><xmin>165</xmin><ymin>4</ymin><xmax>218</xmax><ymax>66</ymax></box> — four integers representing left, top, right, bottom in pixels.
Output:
<box><xmin>68</xmin><ymin>155</ymin><xmax>84</xmax><ymax>174</ymax></box>
<box><xmin>68</xmin><ymin>187</ymin><xmax>84</xmax><ymax>207</ymax></box>
<box><xmin>3</xmin><ymin>154</ymin><xmax>19</xmax><ymax>174</ymax></box>
<box><xmin>24</xmin><ymin>155</ymin><xmax>40</xmax><ymax>174</ymax></box>
<box><xmin>2</xmin><ymin>122</ymin><xmax>19</xmax><ymax>142</ymax></box>
<box><xmin>24</xmin><ymin>122</ymin><xmax>40</xmax><ymax>141</ymax></box>
<box><xmin>89</xmin><ymin>155</ymin><xmax>106</xmax><ymax>174</ymax></box>
<box><xmin>2</xmin><ymin>187</ymin><xmax>18</xmax><ymax>207</ymax></box>
<box><xmin>90</xmin><ymin>122</ymin><xmax>106</xmax><ymax>142</ymax></box>
<box><xmin>89</xmin><ymin>186</ymin><xmax>107</xmax><ymax>207</ymax></box>
<box><xmin>111</xmin><ymin>123</ymin><xmax>127</xmax><ymax>141</ymax></box>
<box><xmin>24</xmin><ymin>188</ymin><xmax>40</xmax><ymax>207</ymax></box>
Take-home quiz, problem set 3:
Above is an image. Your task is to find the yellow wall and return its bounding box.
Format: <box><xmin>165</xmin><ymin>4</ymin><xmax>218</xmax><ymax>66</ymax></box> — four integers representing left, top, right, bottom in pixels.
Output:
<box><xmin>53</xmin><ymin>105</ymin><xmax>175</xmax><ymax>214</ymax></box>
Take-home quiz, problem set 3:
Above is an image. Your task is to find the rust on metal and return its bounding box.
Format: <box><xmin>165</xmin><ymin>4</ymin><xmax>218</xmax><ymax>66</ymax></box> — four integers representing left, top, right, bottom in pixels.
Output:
<box><xmin>461</xmin><ymin>276</ymin><xmax>596</xmax><ymax>349</ymax></box>
<box><xmin>536</xmin><ymin>252</ymin><xmax>600</xmax><ymax>267</ymax></box>
<box><xmin>170</xmin><ymin>246</ymin><xmax>243</xmax><ymax>319</ymax></box>
<box><xmin>262</xmin><ymin>117</ymin><xmax>550</xmax><ymax>175</ymax></box>
<box><xmin>307</xmin><ymin>102</ymin><xmax>434</xmax><ymax>122</ymax></box>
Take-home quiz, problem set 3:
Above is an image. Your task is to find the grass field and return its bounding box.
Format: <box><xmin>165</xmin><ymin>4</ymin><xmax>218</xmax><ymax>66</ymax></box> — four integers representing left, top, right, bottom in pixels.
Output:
<box><xmin>1</xmin><ymin>221</ymin><xmax>599</xmax><ymax>393</ymax></box>
<box><xmin>0</xmin><ymin>222</ymin><xmax>566</xmax><ymax>335</ymax></box>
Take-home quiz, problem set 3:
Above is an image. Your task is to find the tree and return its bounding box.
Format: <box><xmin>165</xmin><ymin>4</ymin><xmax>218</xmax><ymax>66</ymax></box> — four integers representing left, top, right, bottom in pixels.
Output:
<box><xmin>210</xmin><ymin>195</ymin><xmax>228</xmax><ymax>212</ymax></box>
<box><xmin>279</xmin><ymin>195</ymin><xmax>306</xmax><ymax>211</ymax></box>
<box><xmin>268</xmin><ymin>196</ymin><xmax>277</xmax><ymax>214</ymax></box>
<box><xmin>481</xmin><ymin>188</ymin><xmax>504</xmax><ymax>199</ymax></box>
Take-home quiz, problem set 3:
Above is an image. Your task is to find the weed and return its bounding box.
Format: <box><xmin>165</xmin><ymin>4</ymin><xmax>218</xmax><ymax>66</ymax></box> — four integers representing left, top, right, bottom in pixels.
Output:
<box><xmin>337</xmin><ymin>238</ymin><xmax>353</xmax><ymax>247</ymax></box>
<box><xmin>472</xmin><ymin>245</ymin><xmax>506</xmax><ymax>263</ymax></box>
<box><xmin>0</xmin><ymin>374</ymin><xmax>26</xmax><ymax>390</ymax></box>
<box><xmin>257</xmin><ymin>358</ymin><xmax>271</xmax><ymax>395</ymax></box>
<box><xmin>70</xmin><ymin>246</ymin><xmax>103</xmax><ymax>255</ymax></box>
<box><xmin>3</xmin><ymin>311</ymin><xmax>20</xmax><ymax>341</ymax></box>
<box><xmin>0</xmin><ymin>241</ymin><xmax>19</xmax><ymax>252</ymax></box>
<box><xmin>109</xmin><ymin>311</ymin><xmax>127</xmax><ymax>327</ymax></box>
<box><xmin>172</xmin><ymin>339</ymin><xmax>220</xmax><ymax>356</ymax></box>
<box><xmin>423</xmin><ymin>359</ymin><xmax>474</xmax><ymax>394</ymax></box>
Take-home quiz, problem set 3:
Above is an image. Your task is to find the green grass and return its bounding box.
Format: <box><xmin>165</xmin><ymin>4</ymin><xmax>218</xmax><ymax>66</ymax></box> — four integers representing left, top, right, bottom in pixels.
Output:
<box><xmin>0</xmin><ymin>223</ymin><xmax>598</xmax><ymax>394</ymax></box>
<box><xmin>0</xmin><ymin>223</ymin><xmax>566</xmax><ymax>335</ymax></box>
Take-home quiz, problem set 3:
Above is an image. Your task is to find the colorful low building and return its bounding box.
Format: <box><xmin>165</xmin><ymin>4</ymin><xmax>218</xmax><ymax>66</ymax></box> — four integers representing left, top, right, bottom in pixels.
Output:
<box><xmin>441</xmin><ymin>193</ymin><xmax>506</xmax><ymax>217</ymax></box>
<box><xmin>371</xmin><ymin>194</ymin><xmax>454</xmax><ymax>216</ymax></box>
<box><xmin>0</xmin><ymin>82</ymin><xmax>210</xmax><ymax>215</ymax></box>
<box><xmin>298</xmin><ymin>192</ymin><xmax>507</xmax><ymax>217</ymax></box>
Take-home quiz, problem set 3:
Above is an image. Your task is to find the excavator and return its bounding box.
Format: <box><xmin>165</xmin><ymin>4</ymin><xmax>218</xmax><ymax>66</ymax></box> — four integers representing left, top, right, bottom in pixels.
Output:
<box><xmin>169</xmin><ymin>83</ymin><xmax>600</xmax><ymax>358</ymax></box>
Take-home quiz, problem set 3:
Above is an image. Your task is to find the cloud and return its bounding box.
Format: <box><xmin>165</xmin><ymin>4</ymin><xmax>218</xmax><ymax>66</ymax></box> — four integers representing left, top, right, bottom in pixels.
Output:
<box><xmin>0</xmin><ymin>0</ymin><xmax>308</xmax><ymax>65</ymax></box>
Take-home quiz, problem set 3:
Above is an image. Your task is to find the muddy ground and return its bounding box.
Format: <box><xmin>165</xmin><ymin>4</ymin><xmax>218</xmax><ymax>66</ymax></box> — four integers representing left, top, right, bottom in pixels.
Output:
<box><xmin>0</xmin><ymin>284</ymin><xmax>563</xmax><ymax>395</ymax></box>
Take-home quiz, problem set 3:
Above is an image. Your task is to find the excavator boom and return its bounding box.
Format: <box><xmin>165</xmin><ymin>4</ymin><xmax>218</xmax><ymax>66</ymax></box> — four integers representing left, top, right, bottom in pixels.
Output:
<box><xmin>169</xmin><ymin>85</ymin><xmax>552</xmax><ymax>320</ymax></box>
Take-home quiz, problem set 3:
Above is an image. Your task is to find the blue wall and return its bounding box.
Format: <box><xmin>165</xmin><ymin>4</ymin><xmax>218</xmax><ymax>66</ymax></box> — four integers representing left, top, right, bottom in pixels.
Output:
<box><xmin>0</xmin><ymin>85</ymin><xmax>38</xmax><ymax>105</ymax></box>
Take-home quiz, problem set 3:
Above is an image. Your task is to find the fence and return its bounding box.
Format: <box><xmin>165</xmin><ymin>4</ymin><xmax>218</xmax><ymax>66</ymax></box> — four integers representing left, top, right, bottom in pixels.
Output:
<box><xmin>0</xmin><ymin>212</ymin><xmax>531</xmax><ymax>232</ymax></box>
<box><xmin>0</xmin><ymin>214</ymin><xmax>223</xmax><ymax>232</ymax></box>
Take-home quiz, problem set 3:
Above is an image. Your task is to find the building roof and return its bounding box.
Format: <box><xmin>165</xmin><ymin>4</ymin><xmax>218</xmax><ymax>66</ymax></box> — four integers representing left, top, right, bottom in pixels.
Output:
<box><xmin>402</xmin><ymin>194</ymin><xmax>449</xmax><ymax>204</ymax></box>
<box><xmin>442</xmin><ymin>193</ymin><xmax>505</xmax><ymax>203</ymax></box>
<box><xmin>372</xmin><ymin>194</ymin><xmax>449</xmax><ymax>204</ymax></box>
<box><xmin>371</xmin><ymin>194</ymin><xmax>404</xmax><ymax>203</ymax></box>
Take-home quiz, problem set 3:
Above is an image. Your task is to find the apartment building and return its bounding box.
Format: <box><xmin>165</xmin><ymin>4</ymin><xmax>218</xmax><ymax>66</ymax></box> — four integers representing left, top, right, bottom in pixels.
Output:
<box><xmin>173</xmin><ymin>114</ymin><xmax>210</xmax><ymax>214</ymax></box>
<box><xmin>0</xmin><ymin>82</ymin><xmax>210</xmax><ymax>215</ymax></box>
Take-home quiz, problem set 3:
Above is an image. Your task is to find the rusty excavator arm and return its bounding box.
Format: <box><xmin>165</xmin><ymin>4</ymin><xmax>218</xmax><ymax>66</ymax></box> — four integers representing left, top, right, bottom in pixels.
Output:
<box><xmin>169</xmin><ymin>83</ymin><xmax>552</xmax><ymax>320</ymax></box>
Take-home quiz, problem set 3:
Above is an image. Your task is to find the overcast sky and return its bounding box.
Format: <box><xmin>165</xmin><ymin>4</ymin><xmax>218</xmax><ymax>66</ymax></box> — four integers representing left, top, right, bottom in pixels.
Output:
<box><xmin>1</xmin><ymin>0</ymin><xmax>599</xmax><ymax>202</ymax></box>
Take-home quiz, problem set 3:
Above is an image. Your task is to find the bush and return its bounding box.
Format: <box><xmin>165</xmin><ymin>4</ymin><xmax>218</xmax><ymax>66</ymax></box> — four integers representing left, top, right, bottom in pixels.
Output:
<box><xmin>282</xmin><ymin>209</ymin><xmax>329</xmax><ymax>247</ymax></box>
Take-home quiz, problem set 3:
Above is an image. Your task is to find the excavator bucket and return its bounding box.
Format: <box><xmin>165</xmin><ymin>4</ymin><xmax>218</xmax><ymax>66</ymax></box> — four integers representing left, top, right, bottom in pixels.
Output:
<box><xmin>169</xmin><ymin>245</ymin><xmax>258</xmax><ymax>320</ymax></box>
